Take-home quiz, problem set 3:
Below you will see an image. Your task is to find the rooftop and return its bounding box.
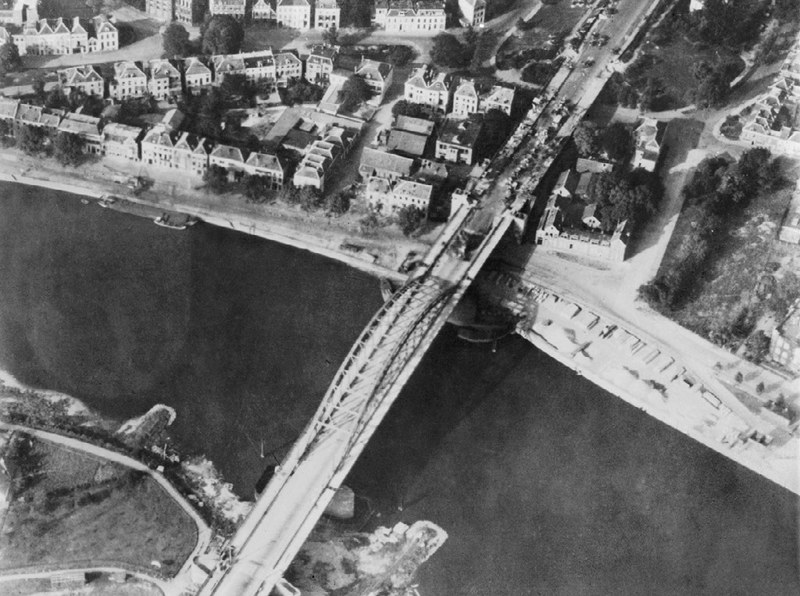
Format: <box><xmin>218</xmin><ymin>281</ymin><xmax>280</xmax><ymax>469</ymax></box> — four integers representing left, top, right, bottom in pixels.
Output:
<box><xmin>437</xmin><ymin>114</ymin><xmax>484</xmax><ymax>147</ymax></box>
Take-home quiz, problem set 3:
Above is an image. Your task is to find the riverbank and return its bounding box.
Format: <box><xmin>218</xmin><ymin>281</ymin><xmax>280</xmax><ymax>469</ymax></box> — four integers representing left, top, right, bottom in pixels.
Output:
<box><xmin>477</xmin><ymin>270</ymin><xmax>800</xmax><ymax>495</ymax></box>
<box><xmin>0</xmin><ymin>150</ymin><xmax>413</xmax><ymax>284</ymax></box>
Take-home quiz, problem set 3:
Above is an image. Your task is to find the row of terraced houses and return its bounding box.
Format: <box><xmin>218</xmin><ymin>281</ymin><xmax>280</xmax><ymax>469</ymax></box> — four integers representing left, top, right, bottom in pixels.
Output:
<box><xmin>57</xmin><ymin>50</ymin><xmax>305</xmax><ymax>102</ymax></box>
<box><xmin>146</xmin><ymin>0</ymin><xmax>340</xmax><ymax>30</ymax></box>
<box><xmin>0</xmin><ymin>98</ymin><xmax>290</xmax><ymax>188</ymax></box>
<box><xmin>0</xmin><ymin>15</ymin><xmax>117</xmax><ymax>56</ymax></box>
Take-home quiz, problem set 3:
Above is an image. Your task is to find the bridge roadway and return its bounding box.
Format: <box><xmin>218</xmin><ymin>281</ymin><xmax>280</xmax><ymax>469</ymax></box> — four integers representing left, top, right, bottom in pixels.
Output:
<box><xmin>197</xmin><ymin>1</ymin><xmax>664</xmax><ymax>594</ymax></box>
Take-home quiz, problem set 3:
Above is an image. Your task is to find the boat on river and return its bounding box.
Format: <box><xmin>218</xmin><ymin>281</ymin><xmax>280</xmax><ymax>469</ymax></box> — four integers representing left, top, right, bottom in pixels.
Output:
<box><xmin>153</xmin><ymin>213</ymin><xmax>197</xmax><ymax>230</ymax></box>
<box><xmin>98</xmin><ymin>195</ymin><xmax>119</xmax><ymax>208</ymax></box>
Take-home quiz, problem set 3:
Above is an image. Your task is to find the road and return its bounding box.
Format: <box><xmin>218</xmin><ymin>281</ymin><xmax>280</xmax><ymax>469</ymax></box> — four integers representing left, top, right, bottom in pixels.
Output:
<box><xmin>0</xmin><ymin>422</ymin><xmax>212</xmax><ymax>596</ymax></box>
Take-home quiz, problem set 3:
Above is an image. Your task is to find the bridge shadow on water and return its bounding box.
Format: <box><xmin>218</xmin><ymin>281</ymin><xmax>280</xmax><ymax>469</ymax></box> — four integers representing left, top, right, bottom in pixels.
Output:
<box><xmin>346</xmin><ymin>324</ymin><xmax>531</xmax><ymax>517</ymax></box>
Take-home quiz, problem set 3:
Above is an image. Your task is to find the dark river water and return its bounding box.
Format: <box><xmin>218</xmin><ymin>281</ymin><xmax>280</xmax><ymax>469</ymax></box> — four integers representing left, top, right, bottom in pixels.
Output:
<box><xmin>0</xmin><ymin>183</ymin><xmax>797</xmax><ymax>595</ymax></box>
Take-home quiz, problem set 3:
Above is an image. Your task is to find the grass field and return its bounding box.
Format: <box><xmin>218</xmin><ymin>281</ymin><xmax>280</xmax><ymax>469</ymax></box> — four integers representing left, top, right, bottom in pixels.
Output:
<box><xmin>500</xmin><ymin>2</ymin><xmax>584</xmax><ymax>55</ymax></box>
<box><xmin>243</xmin><ymin>24</ymin><xmax>300</xmax><ymax>53</ymax></box>
<box><xmin>660</xmin><ymin>160</ymin><xmax>800</xmax><ymax>349</ymax></box>
<box><xmin>0</xmin><ymin>436</ymin><xmax>196</xmax><ymax>578</ymax></box>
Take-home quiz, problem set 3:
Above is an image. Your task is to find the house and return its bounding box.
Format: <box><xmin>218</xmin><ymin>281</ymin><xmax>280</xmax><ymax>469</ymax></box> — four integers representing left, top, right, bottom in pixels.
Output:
<box><xmin>574</xmin><ymin>171</ymin><xmax>593</xmax><ymax>199</ymax></box>
<box><xmin>435</xmin><ymin>114</ymin><xmax>484</xmax><ymax>164</ymax></box>
<box><xmin>58</xmin><ymin>65</ymin><xmax>104</xmax><ymax>97</ymax></box>
<box><xmin>212</xmin><ymin>53</ymin><xmax>245</xmax><ymax>82</ymax></box>
<box><xmin>314</xmin><ymin>0</ymin><xmax>340</xmax><ymax>29</ymax></box>
<box><xmin>367</xmin><ymin>177</ymin><xmax>432</xmax><ymax>213</ymax></box>
<box><xmin>183</xmin><ymin>57</ymin><xmax>213</xmax><ymax>91</ymax></box>
<box><xmin>209</xmin><ymin>144</ymin><xmax>247</xmax><ymax>177</ymax></box>
<box><xmin>245</xmin><ymin>152</ymin><xmax>285</xmax><ymax>189</ymax></box>
<box><xmin>375</xmin><ymin>0</ymin><xmax>445</xmax><ymax>33</ymax></box>
<box><xmin>141</xmin><ymin>124</ymin><xmax>178</xmax><ymax>168</ymax></box>
<box><xmin>535</xmin><ymin>196</ymin><xmax>629</xmax><ymax>263</ymax></box>
<box><xmin>305</xmin><ymin>45</ymin><xmax>336</xmax><ymax>83</ymax></box>
<box><xmin>57</xmin><ymin>112</ymin><xmax>102</xmax><ymax>154</ymax></box>
<box><xmin>582</xmin><ymin>203</ymin><xmax>602</xmax><ymax>229</ymax></box>
<box><xmin>359</xmin><ymin>147</ymin><xmax>414</xmax><ymax>181</ymax></box>
<box><xmin>416</xmin><ymin>158</ymin><xmax>447</xmax><ymax>185</ymax></box>
<box><xmin>404</xmin><ymin>65</ymin><xmax>451</xmax><ymax>112</ymax></box>
<box><xmin>631</xmin><ymin>117</ymin><xmax>666</xmax><ymax>171</ymax></box>
<box><xmin>576</xmin><ymin>156</ymin><xmax>614</xmax><ymax>173</ymax></box>
<box><xmin>109</xmin><ymin>61</ymin><xmax>147</xmax><ymax>100</ymax></box>
<box><xmin>92</xmin><ymin>14</ymin><xmax>118</xmax><ymax>51</ymax></box>
<box><xmin>293</xmin><ymin>138</ymin><xmax>341</xmax><ymax>190</ymax></box>
<box><xmin>740</xmin><ymin>78</ymin><xmax>800</xmax><ymax>158</ymax></box>
<box><xmin>242</xmin><ymin>50</ymin><xmax>277</xmax><ymax>84</ymax></box>
<box><xmin>276</xmin><ymin>0</ymin><xmax>311</xmax><ymax>30</ymax></box>
<box><xmin>458</xmin><ymin>0</ymin><xmax>484</xmax><ymax>26</ymax></box>
<box><xmin>770</xmin><ymin>299</ymin><xmax>800</xmax><ymax>373</ymax></box>
<box><xmin>102</xmin><ymin>122</ymin><xmax>142</xmax><ymax>161</ymax></box>
<box><xmin>0</xmin><ymin>0</ymin><xmax>37</xmax><ymax>26</ymax></box>
<box><xmin>173</xmin><ymin>132</ymin><xmax>210</xmax><ymax>176</ymax></box>
<box><xmin>146</xmin><ymin>0</ymin><xmax>173</xmax><ymax>20</ymax></box>
<box><xmin>451</xmin><ymin>79</ymin><xmax>479</xmax><ymax>117</ymax></box>
<box><xmin>147</xmin><ymin>59</ymin><xmax>182</xmax><ymax>100</ymax></box>
<box><xmin>356</xmin><ymin>58</ymin><xmax>393</xmax><ymax>105</ymax></box>
<box><xmin>387</xmin><ymin>129</ymin><xmax>428</xmax><ymax>157</ymax></box>
<box><xmin>8</xmin><ymin>15</ymin><xmax>118</xmax><ymax>56</ymax></box>
<box><xmin>275</xmin><ymin>51</ymin><xmax>302</xmax><ymax>84</ymax></box>
<box><xmin>209</xmin><ymin>0</ymin><xmax>245</xmax><ymax>17</ymax></box>
<box><xmin>0</xmin><ymin>97</ymin><xmax>18</xmax><ymax>136</ymax></box>
<box><xmin>161</xmin><ymin>108</ymin><xmax>184</xmax><ymax>132</ymax></box>
<box><xmin>552</xmin><ymin>168</ymin><xmax>579</xmax><ymax>198</ymax></box>
<box><xmin>252</xmin><ymin>0</ymin><xmax>277</xmax><ymax>20</ymax></box>
<box><xmin>689</xmin><ymin>0</ymin><xmax>704</xmax><ymax>11</ymax></box>
<box><xmin>482</xmin><ymin>84</ymin><xmax>514</xmax><ymax>116</ymax></box>
<box><xmin>395</xmin><ymin>115</ymin><xmax>435</xmax><ymax>136</ymax></box>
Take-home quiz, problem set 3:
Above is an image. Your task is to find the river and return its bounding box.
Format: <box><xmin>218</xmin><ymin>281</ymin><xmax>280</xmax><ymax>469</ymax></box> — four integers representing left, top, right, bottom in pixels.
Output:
<box><xmin>0</xmin><ymin>183</ymin><xmax>797</xmax><ymax>595</ymax></box>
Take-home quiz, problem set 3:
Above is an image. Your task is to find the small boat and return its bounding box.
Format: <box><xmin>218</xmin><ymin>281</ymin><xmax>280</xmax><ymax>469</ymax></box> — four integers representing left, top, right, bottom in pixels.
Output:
<box><xmin>80</xmin><ymin>198</ymin><xmax>90</xmax><ymax>205</ymax></box>
<box><xmin>153</xmin><ymin>213</ymin><xmax>197</xmax><ymax>230</ymax></box>
<box><xmin>98</xmin><ymin>195</ymin><xmax>118</xmax><ymax>208</ymax></box>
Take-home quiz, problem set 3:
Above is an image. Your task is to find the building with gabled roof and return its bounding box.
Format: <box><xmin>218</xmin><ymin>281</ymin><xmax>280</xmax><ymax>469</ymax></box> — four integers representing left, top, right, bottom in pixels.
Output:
<box><xmin>315</xmin><ymin>0</ymin><xmax>339</xmax><ymax>29</ymax></box>
<box><xmin>183</xmin><ymin>57</ymin><xmax>213</xmax><ymax>91</ymax></box>
<box><xmin>404</xmin><ymin>64</ymin><xmax>451</xmax><ymax>112</ymax></box>
<box><xmin>375</xmin><ymin>0</ymin><xmax>445</xmax><ymax>33</ymax></box>
<box><xmin>356</xmin><ymin>58</ymin><xmax>393</xmax><ymax>105</ymax></box>
<box><xmin>552</xmin><ymin>168</ymin><xmax>579</xmax><ymax>198</ymax></box>
<box><xmin>452</xmin><ymin>78</ymin><xmax>478</xmax><ymax>117</ymax></box>
<box><xmin>359</xmin><ymin>146</ymin><xmax>414</xmax><ymax>181</ymax></box>
<box><xmin>305</xmin><ymin>44</ymin><xmax>337</xmax><ymax>83</ymax></box>
<box><xmin>6</xmin><ymin>15</ymin><xmax>117</xmax><ymax>56</ymax></box>
<box><xmin>483</xmin><ymin>84</ymin><xmax>514</xmax><ymax>116</ymax></box>
<box><xmin>394</xmin><ymin>115</ymin><xmax>435</xmax><ymax>136</ymax></box>
<box><xmin>141</xmin><ymin>124</ymin><xmax>178</xmax><ymax>168</ymax></box>
<box><xmin>631</xmin><ymin>117</ymin><xmax>666</xmax><ymax>171</ymax></box>
<box><xmin>148</xmin><ymin>59</ymin><xmax>182</xmax><ymax>100</ymax></box>
<box><xmin>277</xmin><ymin>0</ymin><xmax>311</xmax><ymax>30</ymax></box>
<box><xmin>109</xmin><ymin>61</ymin><xmax>147</xmax><ymax>100</ymax></box>
<box><xmin>209</xmin><ymin>144</ymin><xmax>247</xmax><ymax>175</ymax></box>
<box><xmin>435</xmin><ymin>113</ymin><xmax>484</xmax><ymax>164</ymax></box>
<box><xmin>740</xmin><ymin>78</ymin><xmax>800</xmax><ymax>158</ymax></box>
<box><xmin>245</xmin><ymin>152</ymin><xmax>285</xmax><ymax>189</ymax></box>
<box><xmin>57</xmin><ymin>112</ymin><xmax>102</xmax><ymax>153</ymax></box>
<box><xmin>367</xmin><ymin>176</ymin><xmax>433</xmax><ymax>213</ymax></box>
<box><xmin>58</xmin><ymin>65</ymin><xmax>104</xmax><ymax>97</ymax></box>
<box><xmin>252</xmin><ymin>0</ymin><xmax>277</xmax><ymax>20</ymax></box>
<box><xmin>387</xmin><ymin>129</ymin><xmax>428</xmax><ymax>157</ymax></box>
<box><xmin>212</xmin><ymin>53</ymin><xmax>245</xmax><ymax>81</ymax></box>
<box><xmin>0</xmin><ymin>96</ymin><xmax>19</xmax><ymax>124</ymax></box>
<box><xmin>173</xmin><ymin>132</ymin><xmax>211</xmax><ymax>176</ymax></box>
<box><xmin>103</xmin><ymin>122</ymin><xmax>142</xmax><ymax>161</ymax></box>
<box><xmin>275</xmin><ymin>51</ymin><xmax>302</xmax><ymax>83</ymax></box>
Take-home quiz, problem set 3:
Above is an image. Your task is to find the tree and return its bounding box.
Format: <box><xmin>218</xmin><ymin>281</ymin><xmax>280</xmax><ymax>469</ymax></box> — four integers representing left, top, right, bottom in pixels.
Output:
<box><xmin>573</xmin><ymin>122</ymin><xmax>599</xmax><ymax>156</ymax></box>
<box><xmin>163</xmin><ymin>22</ymin><xmax>191</xmax><ymax>57</ymax></box>
<box><xmin>397</xmin><ymin>206</ymin><xmax>426</xmax><ymax>236</ymax></box>
<box><xmin>391</xmin><ymin>100</ymin><xmax>428</xmax><ymax>118</ymax></box>
<box><xmin>326</xmin><ymin>190</ymin><xmax>351</xmax><ymax>215</ymax></box>
<box><xmin>280</xmin><ymin>78</ymin><xmax>324</xmax><ymax>106</ymax></box>
<box><xmin>600</xmin><ymin>122</ymin><xmax>632</xmax><ymax>162</ymax></box>
<box><xmin>0</xmin><ymin>40</ymin><xmax>21</xmax><ymax>75</ymax></box>
<box><xmin>32</xmin><ymin>77</ymin><xmax>46</xmax><ymax>102</ymax></box>
<box><xmin>339</xmin><ymin>0</ymin><xmax>372</xmax><ymax>27</ymax></box>
<box><xmin>16</xmin><ymin>125</ymin><xmax>47</xmax><ymax>155</ymax></box>
<box><xmin>201</xmin><ymin>15</ymin><xmax>244</xmax><ymax>55</ymax></box>
<box><xmin>430</xmin><ymin>33</ymin><xmax>470</xmax><ymax>68</ymax></box>
<box><xmin>322</xmin><ymin>25</ymin><xmax>338</xmax><ymax>46</ymax></box>
<box><xmin>53</xmin><ymin>132</ymin><xmax>84</xmax><ymax>166</ymax></box>
<box><xmin>339</xmin><ymin>74</ymin><xmax>371</xmax><ymax>112</ymax></box>
<box><xmin>0</xmin><ymin>119</ymin><xmax>14</xmax><ymax>146</ymax></box>
<box><xmin>387</xmin><ymin>45</ymin><xmax>414</xmax><ymax>66</ymax></box>
<box><xmin>204</xmin><ymin>164</ymin><xmax>229</xmax><ymax>192</ymax></box>
<box><xmin>244</xmin><ymin>175</ymin><xmax>273</xmax><ymax>203</ymax></box>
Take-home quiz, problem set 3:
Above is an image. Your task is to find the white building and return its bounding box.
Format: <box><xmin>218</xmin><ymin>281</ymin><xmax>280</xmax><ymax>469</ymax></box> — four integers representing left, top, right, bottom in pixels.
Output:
<box><xmin>404</xmin><ymin>64</ymin><xmax>451</xmax><ymax>112</ymax></box>
<box><xmin>458</xmin><ymin>0</ymin><xmax>484</xmax><ymax>27</ymax></box>
<box><xmin>58</xmin><ymin>65</ymin><xmax>104</xmax><ymax>97</ymax></box>
<box><xmin>183</xmin><ymin>57</ymin><xmax>213</xmax><ymax>92</ymax></box>
<box><xmin>631</xmin><ymin>118</ymin><xmax>665</xmax><ymax>172</ymax></box>
<box><xmin>109</xmin><ymin>61</ymin><xmax>147</xmax><ymax>100</ymax></box>
<box><xmin>245</xmin><ymin>152</ymin><xmax>285</xmax><ymax>189</ymax></box>
<box><xmin>375</xmin><ymin>0</ymin><xmax>445</xmax><ymax>33</ymax></box>
<box><xmin>209</xmin><ymin>0</ymin><xmax>245</xmax><ymax>17</ymax></box>
<box><xmin>276</xmin><ymin>0</ymin><xmax>311</xmax><ymax>30</ymax></box>
<box><xmin>1</xmin><ymin>15</ymin><xmax>118</xmax><ymax>56</ymax></box>
<box><xmin>174</xmin><ymin>132</ymin><xmax>211</xmax><ymax>176</ymax></box>
<box><xmin>252</xmin><ymin>0</ymin><xmax>277</xmax><ymax>20</ymax></box>
<box><xmin>356</xmin><ymin>58</ymin><xmax>393</xmax><ymax>105</ymax></box>
<box><xmin>102</xmin><ymin>122</ymin><xmax>142</xmax><ymax>161</ymax></box>
<box><xmin>314</xmin><ymin>0</ymin><xmax>340</xmax><ymax>29</ymax></box>
<box><xmin>275</xmin><ymin>52</ymin><xmax>303</xmax><ymax>83</ymax></box>
<box><xmin>482</xmin><ymin>84</ymin><xmax>514</xmax><ymax>116</ymax></box>
<box><xmin>305</xmin><ymin>44</ymin><xmax>336</xmax><ymax>83</ymax></box>
<box><xmin>147</xmin><ymin>59</ymin><xmax>182</xmax><ymax>100</ymax></box>
<box><xmin>141</xmin><ymin>124</ymin><xmax>178</xmax><ymax>168</ymax></box>
<box><xmin>451</xmin><ymin>79</ymin><xmax>478</xmax><ymax>117</ymax></box>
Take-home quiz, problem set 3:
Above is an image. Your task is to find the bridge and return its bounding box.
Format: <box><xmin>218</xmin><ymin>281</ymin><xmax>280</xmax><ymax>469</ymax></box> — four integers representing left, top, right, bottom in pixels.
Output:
<box><xmin>196</xmin><ymin>1</ymin><xmax>664</xmax><ymax>593</ymax></box>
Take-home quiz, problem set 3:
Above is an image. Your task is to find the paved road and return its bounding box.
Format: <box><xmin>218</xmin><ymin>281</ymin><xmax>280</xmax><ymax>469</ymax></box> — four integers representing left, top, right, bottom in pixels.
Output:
<box><xmin>0</xmin><ymin>421</ymin><xmax>212</xmax><ymax>596</ymax></box>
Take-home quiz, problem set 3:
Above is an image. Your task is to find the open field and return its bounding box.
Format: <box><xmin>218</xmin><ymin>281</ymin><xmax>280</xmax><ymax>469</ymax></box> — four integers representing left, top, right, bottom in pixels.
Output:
<box><xmin>243</xmin><ymin>24</ymin><xmax>301</xmax><ymax>53</ymax></box>
<box><xmin>499</xmin><ymin>2</ymin><xmax>584</xmax><ymax>57</ymax></box>
<box><xmin>658</xmin><ymin>159</ymin><xmax>800</xmax><ymax>350</ymax></box>
<box><xmin>0</xmin><ymin>435</ymin><xmax>196</xmax><ymax>577</ymax></box>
